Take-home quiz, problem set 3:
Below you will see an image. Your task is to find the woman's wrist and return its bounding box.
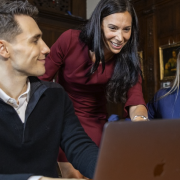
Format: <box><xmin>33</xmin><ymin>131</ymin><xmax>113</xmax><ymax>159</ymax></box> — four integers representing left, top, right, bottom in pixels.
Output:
<box><xmin>132</xmin><ymin>115</ymin><xmax>149</xmax><ymax>121</ymax></box>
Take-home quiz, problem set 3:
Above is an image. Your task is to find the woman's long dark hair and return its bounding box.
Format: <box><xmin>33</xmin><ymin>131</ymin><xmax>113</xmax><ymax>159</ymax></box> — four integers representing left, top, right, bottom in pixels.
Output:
<box><xmin>79</xmin><ymin>0</ymin><xmax>141</xmax><ymax>103</ymax></box>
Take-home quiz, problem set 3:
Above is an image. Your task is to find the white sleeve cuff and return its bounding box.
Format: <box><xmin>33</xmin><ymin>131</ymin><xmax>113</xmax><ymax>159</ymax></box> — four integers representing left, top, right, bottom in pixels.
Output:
<box><xmin>28</xmin><ymin>176</ymin><xmax>43</xmax><ymax>180</ymax></box>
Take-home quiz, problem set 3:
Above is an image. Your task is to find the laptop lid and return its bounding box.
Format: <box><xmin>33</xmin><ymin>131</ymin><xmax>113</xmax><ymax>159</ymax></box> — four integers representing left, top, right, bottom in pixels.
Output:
<box><xmin>93</xmin><ymin>120</ymin><xmax>180</xmax><ymax>180</ymax></box>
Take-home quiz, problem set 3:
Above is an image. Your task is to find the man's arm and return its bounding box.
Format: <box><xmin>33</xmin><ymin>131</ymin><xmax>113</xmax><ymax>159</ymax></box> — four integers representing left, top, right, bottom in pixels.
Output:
<box><xmin>60</xmin><ymin>91</ymin><xmax>98</xmax><ymax>179</ymax></box>
<box><xmin>0</xmin><ymin>175</ymin><xmax>84</xmax><ymax>180</ymax></box>
<box><xmin>0</xmin><ymin>174</ymin><xmax>32</xmax><ymax>180</ymax></box>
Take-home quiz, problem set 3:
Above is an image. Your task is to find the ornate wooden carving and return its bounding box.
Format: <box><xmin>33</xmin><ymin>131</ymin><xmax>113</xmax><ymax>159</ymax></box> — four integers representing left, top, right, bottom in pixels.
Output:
<box><xmin>33</xmin><ymin>0</ymin><xmax>71</xmax><ymax>14</ymax></box>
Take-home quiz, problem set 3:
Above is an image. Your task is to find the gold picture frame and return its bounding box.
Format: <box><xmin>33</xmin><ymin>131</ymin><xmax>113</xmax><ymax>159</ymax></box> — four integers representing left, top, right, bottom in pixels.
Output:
<box><xmin>159</xmin><ymin>42</ymin><xmax>180</xmax><ymax>80</ymax></box>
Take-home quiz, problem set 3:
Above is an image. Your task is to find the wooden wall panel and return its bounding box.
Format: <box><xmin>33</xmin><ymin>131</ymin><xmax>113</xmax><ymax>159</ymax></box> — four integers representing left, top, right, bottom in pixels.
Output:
<box><xmin>133</xmin><ymin>0</ymin><xmax>180</xmax><ymax>103</ymax></box>
<box><xmin>36</xmin><ymin>14</ymin><xmax>84</xmax><ymax>47</ymax></box>
<box><xmin>176</xmin><ymin>34</ymin><xmax>180</xmax><ymax>41</ymax></box>
<box><xmin>175</xmin><ymin>1</ymin><xmax>180</xmax><ymax>32</ymax></box>
<box><xmin>158</xmin><ymin>36</ymin><xmax>174</xmax><ymax>46</ymax></box>
<box><xmin>157</xmin><ymin>6</ymin><xmax>174</xmax><ymax>37</ymax></box>
<box><xmin>155</xmin><ymin>0</ymin><xmax>171</xmax><ymax>5</ymax></box>
<box><xmin>71</xmin><ymin>0</ymin><xmax>86</xmax><ymax>19</ymax></box>
<box><xmin>29</xmin><ymin>0</ymin><xmax>86</xmax><ymax>47</ymax></box>
<box><xmin>132</xmin><ymin>0</ymin><xmax>145</xmax><ymax>12</ymax></box>
<box><xmin>40</xmin><ymin>28</ymin><xmax>54</xmax><ymax>47</ymax></box>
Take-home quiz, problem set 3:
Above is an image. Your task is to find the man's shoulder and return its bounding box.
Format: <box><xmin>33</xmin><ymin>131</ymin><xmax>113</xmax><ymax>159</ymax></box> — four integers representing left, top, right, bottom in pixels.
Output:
<box><xmin>28</xmin><ymin>77</ymin><xmax>70</xmax><ymax>111</ymax></box>
<box><xmin>41</xmin><ymin>79</ymin><xmax>63</xmax><ymax>89</ymax></box>
<box><xmin>29</xmin><ymin>76</ymin><xmax>65</xmax><ymax>92</ymax></box>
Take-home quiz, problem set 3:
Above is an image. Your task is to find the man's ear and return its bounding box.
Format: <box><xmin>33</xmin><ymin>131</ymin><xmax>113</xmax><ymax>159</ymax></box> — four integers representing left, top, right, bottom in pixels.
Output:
<box><xmin>0</xmin><ymin>40</ymin><xmax>10</xmax><ymax>58</ymax></box>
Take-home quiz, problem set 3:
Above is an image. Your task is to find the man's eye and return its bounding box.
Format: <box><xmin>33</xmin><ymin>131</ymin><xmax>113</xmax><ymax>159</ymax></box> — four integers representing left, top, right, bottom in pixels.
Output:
<box><xmin>33</xmin><ymin>39</ymin><xmax>39</xmax><ymax>44</ymax></box>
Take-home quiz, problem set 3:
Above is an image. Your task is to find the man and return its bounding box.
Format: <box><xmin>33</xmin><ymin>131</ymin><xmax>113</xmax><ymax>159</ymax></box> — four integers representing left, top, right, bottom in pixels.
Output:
<box><xmin>0</xmin><ymin>0</ymin><xmax>98</xmax><ymax>180</ymax></box>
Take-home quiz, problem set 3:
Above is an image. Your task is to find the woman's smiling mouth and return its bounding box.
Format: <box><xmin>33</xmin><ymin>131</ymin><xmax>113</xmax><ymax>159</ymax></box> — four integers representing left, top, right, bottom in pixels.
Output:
<box><xmin>110</xmin><ymin>41</ymin><xmax>123</xmax><ymax>49</ymax></box>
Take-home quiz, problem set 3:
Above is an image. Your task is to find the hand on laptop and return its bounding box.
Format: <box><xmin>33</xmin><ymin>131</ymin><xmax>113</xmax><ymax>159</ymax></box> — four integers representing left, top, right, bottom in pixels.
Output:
<box><xmin>129</xmin><ymin>105</ymin><xmax>149</xmax><ymax>121</ymax></box>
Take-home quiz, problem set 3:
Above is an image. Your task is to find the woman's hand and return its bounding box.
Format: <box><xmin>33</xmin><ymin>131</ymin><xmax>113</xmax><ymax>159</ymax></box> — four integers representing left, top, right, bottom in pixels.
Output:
<box><xmin>129</xmin><ymin>104</ymin><xmax>149</xmax><ymax>121</ymax></box>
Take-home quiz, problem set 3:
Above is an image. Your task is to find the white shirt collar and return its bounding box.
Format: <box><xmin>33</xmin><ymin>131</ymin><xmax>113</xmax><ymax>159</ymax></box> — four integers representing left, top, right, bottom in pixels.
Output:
<box><xmin>0</xmin><ymin>80</ymin><xmax>30</xmax><ymax>107</ymax></box>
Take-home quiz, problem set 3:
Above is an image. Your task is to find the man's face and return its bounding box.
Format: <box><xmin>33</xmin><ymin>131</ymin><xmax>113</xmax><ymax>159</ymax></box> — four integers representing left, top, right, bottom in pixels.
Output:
<box><xmin>7</xmin><ymin>15</ymin><xmax>50</xmax><ymax>77</ymax></box>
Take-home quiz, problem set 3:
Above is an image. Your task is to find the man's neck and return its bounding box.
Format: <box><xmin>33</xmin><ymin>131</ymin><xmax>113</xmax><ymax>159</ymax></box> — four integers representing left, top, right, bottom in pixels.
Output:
<box><xmin>0</xmin><ymin>75</ymin><xmax>28</xmax><ymax>101</ymax></box>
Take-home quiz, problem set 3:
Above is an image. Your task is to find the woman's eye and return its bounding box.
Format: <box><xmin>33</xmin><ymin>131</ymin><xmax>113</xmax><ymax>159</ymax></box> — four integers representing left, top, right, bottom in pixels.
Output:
<box><xmin>124</xmin><ymin>28</ymin><xmax>131</xmax><ymax>32</ymax></box>
<box><xmin>109</xmin><ymin>26</ymin><xmax>116</xmax><ymax>30</ymax></box>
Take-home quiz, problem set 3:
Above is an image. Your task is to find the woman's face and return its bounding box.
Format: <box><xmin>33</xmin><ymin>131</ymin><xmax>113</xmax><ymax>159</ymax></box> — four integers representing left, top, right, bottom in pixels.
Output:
<box><xmin>101</xmin><ymin>11</ymin><xmax>132</xmax><ymax>55</ymax></box>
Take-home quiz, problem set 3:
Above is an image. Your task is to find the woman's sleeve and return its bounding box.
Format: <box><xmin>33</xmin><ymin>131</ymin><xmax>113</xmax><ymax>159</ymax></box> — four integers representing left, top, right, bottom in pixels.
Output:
<box><xmin>123</xmin><ymin>75</ymin><xmax>147</xmax><ymax>117</ymax></box>
<box><xmin>39</xmin><ymin>30</ymin><xmax>72</xmax><ymax>81</ymax></box>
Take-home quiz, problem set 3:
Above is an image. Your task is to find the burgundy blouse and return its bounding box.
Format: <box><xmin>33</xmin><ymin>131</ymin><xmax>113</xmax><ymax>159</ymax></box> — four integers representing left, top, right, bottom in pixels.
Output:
<box><xmin>40</xmin><ymin>29</ymin><xmax>146</xmax><ymax>161</ymax></box>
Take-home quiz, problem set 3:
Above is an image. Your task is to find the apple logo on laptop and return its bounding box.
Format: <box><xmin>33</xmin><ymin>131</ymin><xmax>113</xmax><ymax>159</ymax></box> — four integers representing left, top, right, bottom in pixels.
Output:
<box><xmin>154</xmin><ymin>161</ymin><xmax>165</xmax><ymax>177</ymax></box>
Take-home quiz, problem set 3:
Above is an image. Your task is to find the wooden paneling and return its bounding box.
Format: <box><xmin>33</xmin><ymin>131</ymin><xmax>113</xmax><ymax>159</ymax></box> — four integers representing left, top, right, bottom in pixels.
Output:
<box><xmin>36</xmin><ymin>13</ymin><xmax>85</xmax><ymax>47</ymax></box>
<box><xmin>71</xmin><ymin>0</ymin><xmax>86</xmax><ymax>19</ymax></box>
<box><xmin>29</xmin><ymin>1</ymin><xmax>86</xmax><ymax>47</ymax></box>
<box><xmin>133</xmin><ymin>0</ymin><xmax>180</xmax><ymax>103</ymax></box>
<box><xmin>32</xmin><ymin>0</ymin><xmax>71</xmax><ymax>14</ymax></box>
<box><xmin>175</xmin><ymin>1</ymin><xmax>180</xmax><ymax>32</ymax></box>
<box><xmin>157</xmin><ymin>6</ymin><xmax>174</xmax><ymax>37</ymax></box>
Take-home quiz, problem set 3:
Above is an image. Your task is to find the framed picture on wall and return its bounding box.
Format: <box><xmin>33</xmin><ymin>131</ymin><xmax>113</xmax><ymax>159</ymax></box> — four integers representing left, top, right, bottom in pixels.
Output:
<box><xmin>159</xmin><ymin>42</ymin><xmax>180</xmax><ymax>80</ymax></box>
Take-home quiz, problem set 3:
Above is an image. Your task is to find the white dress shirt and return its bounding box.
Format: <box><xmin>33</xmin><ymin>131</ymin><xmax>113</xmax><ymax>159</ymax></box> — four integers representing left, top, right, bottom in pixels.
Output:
<box><xmin>0</xmin><ymin>81</ymin><xmax>30</xmax><ymax>123</ymax></box>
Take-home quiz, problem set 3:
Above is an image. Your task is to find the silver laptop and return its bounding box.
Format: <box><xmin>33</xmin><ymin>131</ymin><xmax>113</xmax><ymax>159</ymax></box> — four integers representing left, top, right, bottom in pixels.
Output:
<box><xmin>93</xmin><ymin>120</ymin><xmax>180</xmax><ymax>180</ymax></box>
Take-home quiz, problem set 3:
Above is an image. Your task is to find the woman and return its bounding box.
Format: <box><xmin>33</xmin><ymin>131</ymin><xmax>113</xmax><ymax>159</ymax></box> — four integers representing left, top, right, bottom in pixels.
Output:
<box><xmin>40</xmin><ymin>0</ymin><xmax>148</xmax><ymax>178</ymax></box>
<box><xmin>148</xmin><ymin>50</ymin><xmax>180</xmax><ymax>119</ymax></box>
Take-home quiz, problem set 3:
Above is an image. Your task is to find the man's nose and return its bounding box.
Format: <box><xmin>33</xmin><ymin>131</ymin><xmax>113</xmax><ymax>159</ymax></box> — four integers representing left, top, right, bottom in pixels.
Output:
<box><xmin>42</xmin><ymin>41</ymin><xmax>50</xmax><ymax>55</ymax></box>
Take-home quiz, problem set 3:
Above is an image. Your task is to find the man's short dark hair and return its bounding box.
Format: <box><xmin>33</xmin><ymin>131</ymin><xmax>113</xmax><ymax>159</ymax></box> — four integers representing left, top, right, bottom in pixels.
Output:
<box><xmin>0</xmin><ymin>0</ymin><xmax>38</xmax><ymax>42</ymax></box>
